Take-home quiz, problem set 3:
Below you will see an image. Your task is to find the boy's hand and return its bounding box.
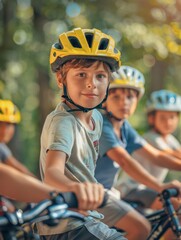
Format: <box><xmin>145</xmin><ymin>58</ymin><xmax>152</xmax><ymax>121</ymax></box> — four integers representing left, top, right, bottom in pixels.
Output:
<box><xmin>72</xmin><ymin>182</ymin><xmax>105</xmax><ymax>210</ymax></box>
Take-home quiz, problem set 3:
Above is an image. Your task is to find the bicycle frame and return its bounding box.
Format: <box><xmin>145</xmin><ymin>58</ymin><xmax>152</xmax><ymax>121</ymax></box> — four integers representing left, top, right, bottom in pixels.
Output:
<box><xmin>146</xmin><ymin>190</ymin><xmax>181</xmax><ymax>240</ymax></box>
<box><xmin>146</xmin><ymin>209</ymin><xmax>175</xmax><ymax>239</ymax></box>
<box><xmin>124</xmin><ymin>188</ymin><xmax>181</xmax><ymax>240</ymax></box>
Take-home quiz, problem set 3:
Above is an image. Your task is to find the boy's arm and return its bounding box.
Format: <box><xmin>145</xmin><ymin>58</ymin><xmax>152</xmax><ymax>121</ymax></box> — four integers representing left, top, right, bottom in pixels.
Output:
<box><xmin>136</xmin><ymin>143</ymin><xmax>181</xmax><ymax>170</ymax></box>
<box><xmin>107</xmin><ymin>146</ymin><xmax>181</xmax><ymax>192</ymax></box>
<box><xmin>162</xmin><ymin>148</ymin><xmax>181</xmax><ymax>160</ymax></box>
<box><xmin>5</xmin><ymin>156</ymin><xmax>36</xmax><ymax>177</ymax></box>
<box><xmin>44</xmin><ymin>150</ymin><xmax>104</xmax><ymax>211</ymax></box>
<box><xmin>0</xmin><ymin>163</ymin><xmax>55</xmax><ymax>202</ymax></box>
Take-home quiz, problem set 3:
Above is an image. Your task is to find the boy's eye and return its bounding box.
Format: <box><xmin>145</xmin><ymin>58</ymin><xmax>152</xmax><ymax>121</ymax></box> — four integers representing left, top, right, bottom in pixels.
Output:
<box><xmin>127</xmin><ymin>94</ymin><xmax>133</xmax><ymax>99</ymax></box>
<box><xmin>127</xmin><ymin>93</ymin><xmax>137</xmax><ymax>99</ymax></box>
<box><xmin>112</xmin><ymin>95</ymin><xmax>120</xmax><ymax>100</ymax></box>
<box><xmin>96</xmin><ymin>74</ymin><xmax>107</xmax><ymax>79</ymax></box>
<box><xmin>77</xmin><ymin>72</ymin><xmax>86</xmax><ymax>77</ymax></box>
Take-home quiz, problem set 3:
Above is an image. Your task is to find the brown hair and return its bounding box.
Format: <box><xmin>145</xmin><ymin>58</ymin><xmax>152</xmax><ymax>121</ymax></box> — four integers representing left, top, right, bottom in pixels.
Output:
<box><xmin>56</xmin><ymin>59</ymin><xmax>112</xmax><ymax>84</ymax></box>
<box><xmin>108</xmin><ymin>88</ymin><xmax>139</xmax><ymax>97</ymax></box>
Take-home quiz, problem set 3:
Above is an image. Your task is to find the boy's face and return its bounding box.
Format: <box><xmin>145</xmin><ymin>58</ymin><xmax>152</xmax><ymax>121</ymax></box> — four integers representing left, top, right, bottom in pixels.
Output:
<box><xmin>64</xmin><ymin>61</ymin><xmax>109</xmax><ymax>109</ymax></box>
<box><xmin>152</xmin><ymin>111</ymin><xmax>179</xmax><ymax>135</ymax></box>
<box><xmin>0</xmin><ymin>122</ymin><xmax>15</xmax><ymax>143</ymax></box>
<box><xmin>105</xmin><ymin>88</ymin><xmax>138</xmax><ymax>120</ymax></box>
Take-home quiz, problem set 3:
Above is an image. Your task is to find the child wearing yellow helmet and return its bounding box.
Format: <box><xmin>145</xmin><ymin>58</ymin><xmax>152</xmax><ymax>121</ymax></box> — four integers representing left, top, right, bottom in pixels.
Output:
<box><xmin>95</xmin><ymin>66</ymin><xmax>181</xmax><ymax>240</ymax></box>
<box><xmin>37</xmin><ymin>28</ymin><xmax>125</xmax><ymax>240</ymax></box>
<box><xmin>0</xmin><ymin>99</ymin><xmax>35</xmax><ymax>177</ymax></box>
<box><xmin>0</xmin><ymin>100</ymin><xmax>72</xmax><ymax>212</ymax></box>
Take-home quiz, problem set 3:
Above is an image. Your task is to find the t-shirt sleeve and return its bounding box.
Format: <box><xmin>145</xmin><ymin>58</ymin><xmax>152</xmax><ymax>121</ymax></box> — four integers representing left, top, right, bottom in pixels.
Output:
<box><xmin>0</xmin><ymin>144</ymin><xmax>12</xmax><ymax>162</ymax></box>
<box><xmin>125</xmin><ymin>121</ymin><xmax>147</xmax><ymax>154</ymax></box>
<box><xmin>47</xmin><ymin>114</ymin><xmax>75</xmax><ymax>158</ymax></box>
<box><xmin>143</xmin><ymin>131</ymin><xmax>181</xmax><ymax>151</ymax></box>
<box><xmin>99</xmin><ymin>121</ymin><xmax>120</xmax><ymax>157</ymax></box>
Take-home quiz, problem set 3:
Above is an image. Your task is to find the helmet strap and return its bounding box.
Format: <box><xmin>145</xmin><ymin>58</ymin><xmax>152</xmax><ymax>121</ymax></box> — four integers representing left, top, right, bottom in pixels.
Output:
<box><xmin>62</xmin><ymin>84</ymin><xmax>108</xmax><ymax>113</ymax></box>
<box><xmin>106</xmin><ymin>110</ymin><xmax>123</xmax><ymax>121</ymax></box>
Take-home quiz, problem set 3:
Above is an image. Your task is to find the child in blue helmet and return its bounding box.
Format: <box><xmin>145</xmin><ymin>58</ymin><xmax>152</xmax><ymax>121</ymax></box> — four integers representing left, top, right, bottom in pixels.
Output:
<box><xmin>118</xmin><ymin>90</ymin><xmax>181</xmax><ymax>208</ymax></box>
<box><xmin>95</xmin><ymin>67</ymin><xmax>181</xmax><ymax>240</ymax></box>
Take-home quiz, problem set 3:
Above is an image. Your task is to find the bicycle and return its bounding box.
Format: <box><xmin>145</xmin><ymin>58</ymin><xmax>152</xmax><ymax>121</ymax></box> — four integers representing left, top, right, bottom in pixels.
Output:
<box><xmin>0</xmin><ymin>189</ymin><xmax>180</xmax><ymax>240</ymax></box>
<box><xmin>125</xmin><ymin>188</ymin><xmax>181</xmax><ymax>239</ymax></box>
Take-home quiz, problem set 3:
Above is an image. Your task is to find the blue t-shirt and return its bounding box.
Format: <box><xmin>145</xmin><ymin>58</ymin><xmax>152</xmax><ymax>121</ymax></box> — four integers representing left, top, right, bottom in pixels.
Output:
<box><xmin>95</xmin><ymin>115</ymin><xmax>146</xmax><ymax>189</ymax></box>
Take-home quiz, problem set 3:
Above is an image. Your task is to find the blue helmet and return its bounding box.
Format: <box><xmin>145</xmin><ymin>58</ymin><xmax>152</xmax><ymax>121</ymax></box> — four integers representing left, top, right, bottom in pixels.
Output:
<box><xmin>146</xmin><ymin>90</ymin><xmax>181</xmax><ymax>113</ymax></box>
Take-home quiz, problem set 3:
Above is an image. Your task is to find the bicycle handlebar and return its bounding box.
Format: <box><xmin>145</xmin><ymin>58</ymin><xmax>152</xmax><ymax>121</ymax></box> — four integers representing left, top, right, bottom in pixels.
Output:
<box><xmin>60</xmin><ymin>191</ymin><xmax>108</xmax><ymax>208</ymax></box>
<box><xmin>0</xmin><ymin>191</ymin><xmax>108</xmax><ymax>228</ymax></box>
<box><xmin>161</xmin><ymin>188</ymin><xmax>179</xmax><ymax>200</ymax></box>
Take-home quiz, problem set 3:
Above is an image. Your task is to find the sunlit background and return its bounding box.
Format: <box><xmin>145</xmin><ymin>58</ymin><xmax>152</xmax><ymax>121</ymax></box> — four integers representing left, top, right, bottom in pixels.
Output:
<box><xmin>0</xmin><ymin>0</ymin><xmax>181</xmax><ymax>179</ymax></box>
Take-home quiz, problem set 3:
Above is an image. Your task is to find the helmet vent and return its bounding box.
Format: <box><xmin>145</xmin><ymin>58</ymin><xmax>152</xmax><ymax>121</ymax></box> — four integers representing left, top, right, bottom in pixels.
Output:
<box><xmin>85</xmin><ymin>33</ymin><xmax>94</xmax><ymax>48</ymax></box>
<box><xmin>68</xmin><ymin>36</ymin><xmax>82</xmax><ymax>48</ymax></box>
<box><xmin>55</xmin><ymin>42</ymin><xmax>63</xmax><ymax>49</ymax></box>
<box><xmin>124</xmin><ymin>68</ymin><xmax>128</xmax><ymax>75</ymax></box>
<box><xmin>98</xmin><ymin>38</ymin><xmax>109</xmax><ymax>50</ymax></box>
<box><xmin>157</xmin><ymin>96</ymin><xmax>163</xmax><ymax>103</ymax></box>
<box><xmin>114</xmin><ymin>48</ymin><xmax>119</xmax><ymax>53</ymax></box>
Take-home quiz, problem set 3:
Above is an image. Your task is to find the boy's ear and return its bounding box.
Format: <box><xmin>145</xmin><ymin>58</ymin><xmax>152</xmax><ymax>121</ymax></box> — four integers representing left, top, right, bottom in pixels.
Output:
<box><xmin>102</xmin><ymin>101</ymin><xmax>107</xmax><ymax>108</ymax></box>
<box><xmin>147</xmin><ymin>114</ymin><xmax>155</xmax><ymax>126</ymax></box>
<box><xmin>56</xmin><ymin>72</ymin><xmax>63</xmax><ymax>88</ymax></box>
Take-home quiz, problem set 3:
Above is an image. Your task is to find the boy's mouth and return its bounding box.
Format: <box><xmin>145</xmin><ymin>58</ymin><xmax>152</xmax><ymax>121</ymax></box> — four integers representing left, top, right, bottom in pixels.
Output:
<box><xmin>82</xmin><ymin>93</ymin><xmax>98</xmax><ymax>98</ymax></box>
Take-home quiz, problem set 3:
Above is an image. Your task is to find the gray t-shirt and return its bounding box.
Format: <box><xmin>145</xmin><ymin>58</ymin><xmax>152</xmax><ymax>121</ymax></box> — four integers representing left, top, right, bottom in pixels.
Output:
<box><xmin>116</xmin><ymin>129</ymin><xmax>181</xmax><ymax>197</ymax></box>
<box><xmin>0</xmin><ymin>143</ymin><xmax>12</xmax><ymax>162</ymax></box>
<box><xmin>38</xmin><ymin>102</ymin><xmax>103</xmax><ymax>235</ymax></box>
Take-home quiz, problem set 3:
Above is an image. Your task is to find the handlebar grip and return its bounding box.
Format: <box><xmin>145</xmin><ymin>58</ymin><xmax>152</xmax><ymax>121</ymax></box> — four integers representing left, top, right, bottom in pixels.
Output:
<box><xmin>59</xmin><ymin>191</ymin><xmax>108</xmax><ymax>208</ymax></box>
<box><xmin>162</xmin><ymin>188</ymin><xmax>179</xmax><ymax>200</ymax></box>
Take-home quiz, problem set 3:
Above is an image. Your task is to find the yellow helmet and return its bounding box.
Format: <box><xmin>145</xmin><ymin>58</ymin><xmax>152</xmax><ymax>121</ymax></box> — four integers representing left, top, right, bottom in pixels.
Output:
<box><xmin>111</xmin><ymin>66</ymin><xmax>145</xmax><ymax>98</ymax></box>
<box><xmin>0</xmin><ymin>100</ymin><xmax>21</xmax><ymax>124</ymax></box>
<box><xmin>50</xmin><ymin>28</ymin><xmax>121</xmax><ymax>72</ymax></box>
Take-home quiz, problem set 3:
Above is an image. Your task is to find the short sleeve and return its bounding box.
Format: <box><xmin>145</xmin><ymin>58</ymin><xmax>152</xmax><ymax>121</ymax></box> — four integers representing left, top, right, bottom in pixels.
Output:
<box><xmin>99</xmin><ymin>118</ymin><xmax>120</xmax><ymax>157</ymax></box>
<box><xmin>143</xmin><ymin>131</ymin><xmax>181</xmax><ymax>151</ymax></box>
<box><xmin>124</xmin><ymin>121</ymin><xmax>147</xmax><ymax>154</ymax></box>
<box><xmin>46</xmin><ymin>114</ymin><xmax>75</xmax><ymax>158</ymax></box>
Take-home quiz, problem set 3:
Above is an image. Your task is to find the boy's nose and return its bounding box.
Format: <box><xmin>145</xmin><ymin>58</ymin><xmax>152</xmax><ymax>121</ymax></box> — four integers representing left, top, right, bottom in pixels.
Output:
<box><xmin>86</xmin><ymin>76</ymin><xmax>96</xmax><ymax>89</ymax></box>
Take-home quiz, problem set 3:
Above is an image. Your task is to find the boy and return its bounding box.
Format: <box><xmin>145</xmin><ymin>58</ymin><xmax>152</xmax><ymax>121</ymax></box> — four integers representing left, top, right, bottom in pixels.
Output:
<box><xmin>38</xmin><ymin>28</ymin><xmax>126</xmax><ymax>240</ymax></box>
<box><xmin>95</xmin><ymin>66</ymin><xmax>181</xmax><ymax>240</ymax></box>
<box><xmin>118</xmin><ymin>89</ymin><xmax>181</xmax><ymax>207</ymax></box>
<box><xmin>0</xmin><ymin>99</ymin><xmax>35</xmax><ymax>177</ymax></box>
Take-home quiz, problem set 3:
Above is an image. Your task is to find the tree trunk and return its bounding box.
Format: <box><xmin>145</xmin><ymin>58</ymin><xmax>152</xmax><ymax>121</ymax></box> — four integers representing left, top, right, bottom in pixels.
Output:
<box><xmin>149</xmin><ymin>60</ymin><xmax>168</xmax><ymax>93</ymax></box>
